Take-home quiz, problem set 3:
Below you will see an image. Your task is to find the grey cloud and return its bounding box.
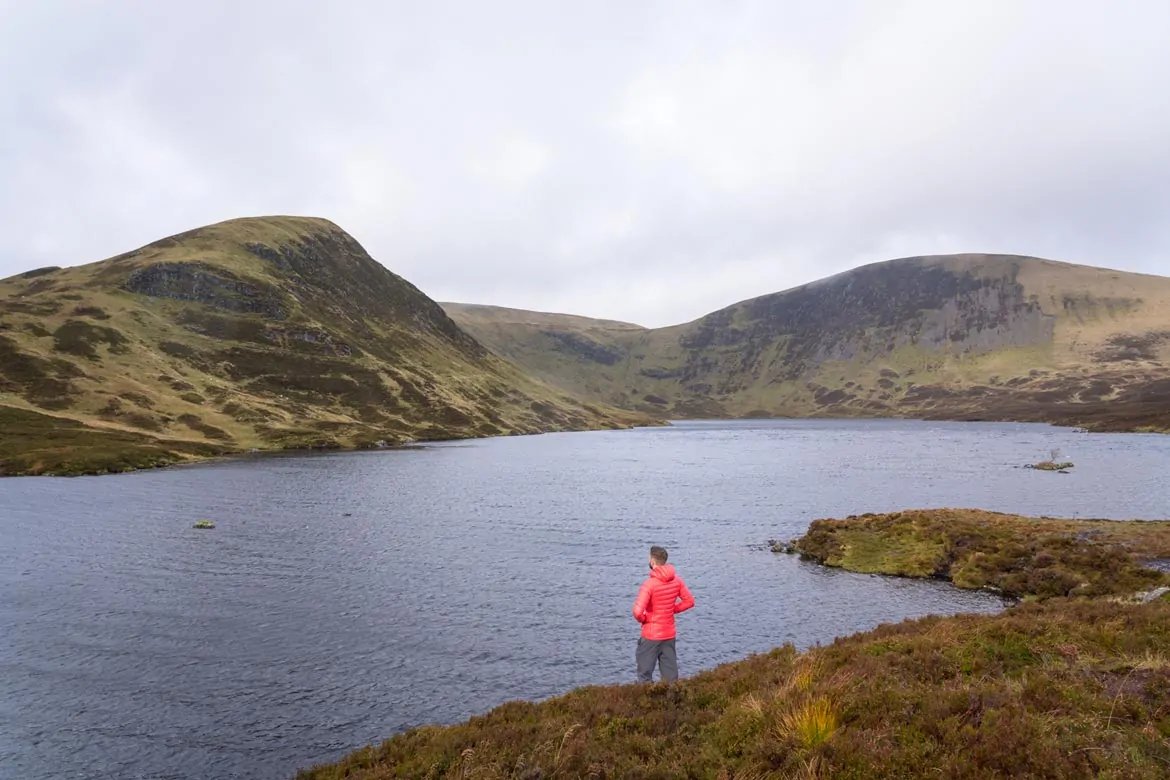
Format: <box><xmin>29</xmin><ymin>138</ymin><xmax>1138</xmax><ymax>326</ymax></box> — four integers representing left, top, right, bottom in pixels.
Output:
<box><xmin>2</xmin><ymin>0</ymin><xmax>1169</xmax><ymax>327</ymax></box>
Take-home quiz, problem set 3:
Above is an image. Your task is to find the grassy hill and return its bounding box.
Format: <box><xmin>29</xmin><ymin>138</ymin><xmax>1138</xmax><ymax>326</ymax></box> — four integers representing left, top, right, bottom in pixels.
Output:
<box><xmin>444</xmin><ymin>254</ymin><xmax>1170</xmax><ymax>430</ymax></box>
<box><xmin>299</xmin><ymin>509</ymin><xmax>1170</xmax><ymax>779</ymax></box>
<box><xmin>0</xmin><ymin>217</ymin><xmax>648</xmax><ymax>475</ymax></box>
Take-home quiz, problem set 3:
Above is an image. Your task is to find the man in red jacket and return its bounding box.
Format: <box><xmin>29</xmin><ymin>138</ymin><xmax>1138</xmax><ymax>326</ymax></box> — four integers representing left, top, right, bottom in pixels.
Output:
<box><xmin>632</xmin><ymin>545</ymin><xmax>695</xmax><ymax>683</ymax></box>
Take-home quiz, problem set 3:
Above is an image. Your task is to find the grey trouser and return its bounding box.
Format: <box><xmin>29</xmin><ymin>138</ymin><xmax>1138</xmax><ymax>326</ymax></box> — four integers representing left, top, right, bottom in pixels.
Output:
<box><xmin>636</xmin><ymin>637</ymin><xmax>678</xmax><ymax>683</ymax></box>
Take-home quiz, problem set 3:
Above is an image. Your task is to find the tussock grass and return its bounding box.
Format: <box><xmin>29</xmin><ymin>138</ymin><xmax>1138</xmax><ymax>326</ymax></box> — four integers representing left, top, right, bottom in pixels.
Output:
<box><xmin>777</xmin><ymin>696</ymin><xmax>838</xmax><ymax>750</ymax></box>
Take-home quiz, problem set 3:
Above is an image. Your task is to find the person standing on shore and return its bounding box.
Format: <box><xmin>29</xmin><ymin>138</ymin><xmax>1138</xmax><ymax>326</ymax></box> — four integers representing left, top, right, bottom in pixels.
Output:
<box><xmin>632</xmin><ymin>545</ymin><xmax>695</xmax><ymax>683</ymax></box>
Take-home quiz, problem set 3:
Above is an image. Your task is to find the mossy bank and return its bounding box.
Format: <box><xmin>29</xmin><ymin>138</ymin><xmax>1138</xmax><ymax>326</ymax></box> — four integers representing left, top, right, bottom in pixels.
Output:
<box><xmin>792</xmin><ymin>508</ymin><xmax>1170</xmax><ymax>600</ymax></box>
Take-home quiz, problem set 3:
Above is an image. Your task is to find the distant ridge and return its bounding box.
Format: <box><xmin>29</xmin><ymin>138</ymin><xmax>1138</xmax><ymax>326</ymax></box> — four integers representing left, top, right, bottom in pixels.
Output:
<box><xmin>444</xmin><ymin>253</ymin><xmax>1170</xmax><ymax>431</ymax></box>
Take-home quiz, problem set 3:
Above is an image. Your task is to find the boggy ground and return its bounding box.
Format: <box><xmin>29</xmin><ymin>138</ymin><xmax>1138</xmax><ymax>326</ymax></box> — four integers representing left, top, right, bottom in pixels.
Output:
<box><xmin>297</xmin><ymin>510</ymin><xmax>1170</xmax><ymax>779</ymax></box>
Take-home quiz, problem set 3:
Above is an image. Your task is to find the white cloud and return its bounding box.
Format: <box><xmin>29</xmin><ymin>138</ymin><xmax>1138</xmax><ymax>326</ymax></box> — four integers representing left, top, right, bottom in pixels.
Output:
<box><xmin>1</xmin><ymin>1</ymin><xmax>1169</xmax><ymax>325</ymax></box>
<box><xmin>469</xmin><ymin>135</ymin><xmax>550</xmax><ymax>192</ymax></box>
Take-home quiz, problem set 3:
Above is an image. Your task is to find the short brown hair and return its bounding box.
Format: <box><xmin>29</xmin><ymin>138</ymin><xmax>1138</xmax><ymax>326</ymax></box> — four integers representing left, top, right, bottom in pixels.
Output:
<box><xmin>649</xmin><ymin>546</ymin><xmax>668</xmax><ymax>565</ymax></box>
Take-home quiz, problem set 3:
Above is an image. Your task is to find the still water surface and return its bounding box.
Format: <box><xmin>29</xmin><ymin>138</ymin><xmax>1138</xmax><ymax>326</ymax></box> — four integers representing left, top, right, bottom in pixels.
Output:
<box><xmin>2</xmin><ymin>419</ymin><xmax>1168</xmax><ymax>779</ymax></box>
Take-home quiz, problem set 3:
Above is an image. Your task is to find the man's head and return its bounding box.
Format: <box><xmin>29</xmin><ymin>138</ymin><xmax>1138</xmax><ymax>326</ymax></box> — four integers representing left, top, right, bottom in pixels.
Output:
<box><xmin>649</xmin><ymin>546</ymin><xmax>668</xmax><ymax>569</ymax></box>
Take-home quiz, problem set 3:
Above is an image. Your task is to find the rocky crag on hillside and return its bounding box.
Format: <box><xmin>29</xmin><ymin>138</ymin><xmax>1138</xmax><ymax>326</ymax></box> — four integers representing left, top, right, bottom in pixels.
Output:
<box><xmin>445</xmin><ymin>254</ymin><xmax>1170</xmax><ymax>431</ymax></box>
<box><xmin>0</xmin><ymin>217</ymin><xmax>649</xmax><ymax>475</ymax></box>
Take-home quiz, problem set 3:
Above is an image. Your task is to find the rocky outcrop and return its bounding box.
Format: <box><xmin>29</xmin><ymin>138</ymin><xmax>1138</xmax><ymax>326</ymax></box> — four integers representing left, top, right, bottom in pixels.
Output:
<box><xmin>240</xmin><ymin>230</ymin><xmax>487</xmax><ymax>360</ymax></box>
<box><xmin>123</xmin><ymin>262</ymin><xmax>289</xmax><ymax>319</ymax></box>
<box><xmin>540</xmin><ymin>329</ymin><xmax>625</xmax><ymax>365</ymax></box>
<box><xmin>668</xmin><ymin>259</ymin><xmax>1054</xmax><ymax>387</ymax></box>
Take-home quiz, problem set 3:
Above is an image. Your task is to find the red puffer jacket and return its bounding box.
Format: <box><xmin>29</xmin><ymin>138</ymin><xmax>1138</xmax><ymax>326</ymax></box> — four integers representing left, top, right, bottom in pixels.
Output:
<box><xmin>632</xmin><ymin>564</ymin><xmax>695</xmax><ymax>640</ymax></box>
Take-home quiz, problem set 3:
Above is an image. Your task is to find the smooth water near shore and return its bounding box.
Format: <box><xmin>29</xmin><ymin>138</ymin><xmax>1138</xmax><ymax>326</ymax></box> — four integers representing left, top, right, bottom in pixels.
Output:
<box><xmin>2</xmin><ymin>419</ymin><xmax>1168</xmax><ymax>780</ymax></box>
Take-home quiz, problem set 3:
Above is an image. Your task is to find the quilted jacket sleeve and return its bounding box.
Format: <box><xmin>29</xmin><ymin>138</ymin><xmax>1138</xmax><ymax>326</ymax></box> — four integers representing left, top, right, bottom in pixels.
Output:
<box><xmin>632</xmin><ymin>579</ymin><xmax>653</xmax><ymax>623</ymax></box>
<box><xmin>673</xmin><ymin>578</ymin><xmax>695</xmax><ymax>613</ymax></box>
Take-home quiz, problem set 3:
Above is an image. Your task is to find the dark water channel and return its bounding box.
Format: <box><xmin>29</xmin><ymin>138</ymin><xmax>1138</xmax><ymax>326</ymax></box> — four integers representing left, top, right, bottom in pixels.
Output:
<box><xmin>2</xmin><ymin>419</ymin><xmax>1168</xmax><ymax>779</ymax></box>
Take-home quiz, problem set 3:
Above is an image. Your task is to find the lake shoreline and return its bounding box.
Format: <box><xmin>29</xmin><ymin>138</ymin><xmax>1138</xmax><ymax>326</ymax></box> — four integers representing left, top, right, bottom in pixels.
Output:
<box><xmin>0</xmin><ymin>407</ymin><xmax>666</xmax><ymax>477</ymax></box>
<box><xmin>6</xmin><ymin>405</ymin><xmax>1163</xmax><ymax>478</ymax></box>
<box><xmin>296</xmin><ymin>508</ymin><xmax>1170</xmax><ymax>779</ymax></box>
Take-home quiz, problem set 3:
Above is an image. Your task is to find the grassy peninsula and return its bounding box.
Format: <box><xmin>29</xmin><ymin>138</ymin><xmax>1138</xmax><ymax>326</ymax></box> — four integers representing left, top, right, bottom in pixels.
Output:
<box><xmin>792</xmin><ymin>508</ymin><xmax>1170</xmax><ymax>600</ymax></box>
<box><xmin>298</xmin><ymin>510</ymin><xmax>1170</xmax><ymax>779</ymax></box>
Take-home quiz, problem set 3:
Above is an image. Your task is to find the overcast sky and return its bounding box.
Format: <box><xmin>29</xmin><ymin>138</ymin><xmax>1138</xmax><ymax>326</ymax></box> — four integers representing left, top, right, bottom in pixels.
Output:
<box><xmin>2</xmin><ymin>1</ymin><xmax>1169</xmax><ymax>326</ymax></box>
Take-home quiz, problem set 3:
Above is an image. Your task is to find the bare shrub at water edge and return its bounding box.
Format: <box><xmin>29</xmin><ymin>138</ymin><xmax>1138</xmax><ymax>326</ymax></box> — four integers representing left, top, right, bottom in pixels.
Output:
<box><xmin>1030</xmin><ymin>447</ymin><xmax>1075</xmax><ymax>471</ymax></box>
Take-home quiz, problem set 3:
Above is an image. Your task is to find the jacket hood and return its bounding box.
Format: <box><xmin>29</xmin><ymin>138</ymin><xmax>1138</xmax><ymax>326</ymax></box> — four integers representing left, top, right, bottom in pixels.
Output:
<box><xmin>651</xmin><ymin>564</ymin><xmax>676</xmax><ymax>582</ymax></box>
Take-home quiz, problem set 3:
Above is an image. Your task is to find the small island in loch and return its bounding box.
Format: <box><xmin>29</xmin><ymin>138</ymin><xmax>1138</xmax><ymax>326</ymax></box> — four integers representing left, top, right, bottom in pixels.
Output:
<box><xmin>1026</xmin><ymin>449</ymin><xmax>1076</xmax><ymax>473</ymax></box>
